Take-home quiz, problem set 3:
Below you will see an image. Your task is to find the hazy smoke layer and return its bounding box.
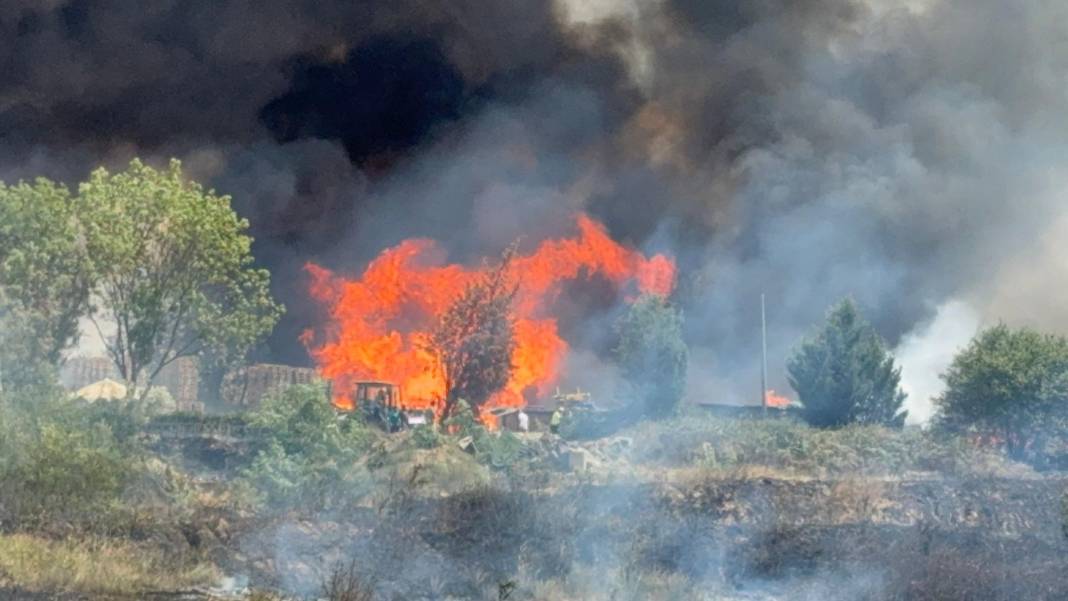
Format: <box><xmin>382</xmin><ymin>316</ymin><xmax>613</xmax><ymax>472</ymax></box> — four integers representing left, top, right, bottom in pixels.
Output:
<box><xmin>2</xmin><ymin>0</ymin><xmax>1067</xmax><ymax>414</ymax></box>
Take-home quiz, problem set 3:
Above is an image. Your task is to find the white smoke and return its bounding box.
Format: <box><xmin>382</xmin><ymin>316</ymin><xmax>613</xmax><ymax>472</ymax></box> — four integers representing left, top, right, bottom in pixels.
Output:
<box><xmin>894</xmin><ymin>300</ymin><xmax>980</xmax><ymax>425</ymax></box>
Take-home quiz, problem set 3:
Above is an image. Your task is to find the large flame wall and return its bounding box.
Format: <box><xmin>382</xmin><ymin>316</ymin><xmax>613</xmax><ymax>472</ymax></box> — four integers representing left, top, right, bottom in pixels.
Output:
<box><xmin>303</xmin><ymin>214</ymin><xmax>675</xmax><ymax>412</ymax></box>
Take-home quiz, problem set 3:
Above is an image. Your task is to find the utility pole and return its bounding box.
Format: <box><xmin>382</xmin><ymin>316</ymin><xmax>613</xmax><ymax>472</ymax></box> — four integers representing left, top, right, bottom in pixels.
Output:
<box><xmin>761</xmin><ymin>293</ymin><xmax>768</xmax><ymax>413</ymax></box>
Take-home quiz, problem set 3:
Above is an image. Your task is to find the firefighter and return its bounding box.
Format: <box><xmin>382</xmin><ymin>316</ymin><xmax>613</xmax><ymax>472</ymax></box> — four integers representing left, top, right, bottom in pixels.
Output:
<box><xmin>549</xmin><ymin>406</ymin><xmax>563</xmax><ymax>434</ymax></box>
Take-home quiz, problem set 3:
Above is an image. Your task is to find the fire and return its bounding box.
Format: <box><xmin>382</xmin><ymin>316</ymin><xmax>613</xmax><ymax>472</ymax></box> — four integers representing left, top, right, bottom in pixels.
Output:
<box><xmin>303</xmin><ymin>214</ymin><xmax>676</xmax><ymax>414</ymax></box>
<box><xmin>765</xmin><ymin>390</ymin><xmax>791</xmax><ymax>409</ymax></box>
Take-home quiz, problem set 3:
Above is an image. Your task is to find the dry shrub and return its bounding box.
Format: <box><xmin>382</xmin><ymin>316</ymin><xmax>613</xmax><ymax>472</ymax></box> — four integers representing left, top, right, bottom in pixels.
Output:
<box><xmin>434</xmin><ymin>485</ymin><xmax>531</xmax><ymax>568</ymax></box>
<box><xmin>827</xmin><ymin>478</ymin><xmax>889</xmax><ymax>522</ymax></box>
<box><xmin>321</xmin><ymin>559</ymin><xmax>375</xmax><ymax>601</ymax></box>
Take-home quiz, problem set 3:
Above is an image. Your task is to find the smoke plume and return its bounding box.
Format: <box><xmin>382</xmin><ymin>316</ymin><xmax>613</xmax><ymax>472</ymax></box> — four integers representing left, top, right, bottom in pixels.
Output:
<box><xmin>3</xmin><ymin>0</ymin><xmax>1068</xmax><ymax>417</ymax></box>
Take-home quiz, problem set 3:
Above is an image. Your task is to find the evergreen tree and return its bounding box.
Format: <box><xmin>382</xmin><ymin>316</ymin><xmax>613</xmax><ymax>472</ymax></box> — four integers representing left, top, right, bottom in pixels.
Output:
<box><xmin>787</xmin><ymin>299</ymin><xmax>907</xmax><ymax>428</ymax></box>
<box><xmin>614</xmin><ymin>294</ymin><xmax>688</xmax><ymax>419</ymax></box>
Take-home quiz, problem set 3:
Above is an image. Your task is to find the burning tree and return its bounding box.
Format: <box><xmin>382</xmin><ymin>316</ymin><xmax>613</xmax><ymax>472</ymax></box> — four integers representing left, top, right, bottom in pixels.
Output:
<box><xmin>430</xmin><ymin>247</ymin><xmax>518</xmax><ymax>421</ymax></box>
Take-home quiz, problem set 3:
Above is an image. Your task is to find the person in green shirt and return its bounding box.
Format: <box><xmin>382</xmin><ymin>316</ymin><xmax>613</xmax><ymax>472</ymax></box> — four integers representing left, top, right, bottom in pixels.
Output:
<box><xmin>549</xmin><ymin>407</ymin><xmax>563</xmax><ymax>434</ymax></box>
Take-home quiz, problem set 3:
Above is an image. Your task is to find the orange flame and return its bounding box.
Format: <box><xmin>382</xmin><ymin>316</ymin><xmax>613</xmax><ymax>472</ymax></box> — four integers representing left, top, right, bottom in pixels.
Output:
<box><xmin>765</xmin><ymin>389</ymin><xmax>791</xmax><ymax>409</ymax></box>
<box><xmin>303</xmin><ymin>214</ymin><xmax>675</xmax><ymax>414</ymax></box>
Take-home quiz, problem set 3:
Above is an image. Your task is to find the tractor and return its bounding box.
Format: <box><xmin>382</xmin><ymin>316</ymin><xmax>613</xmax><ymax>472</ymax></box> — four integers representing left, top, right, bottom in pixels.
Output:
<box><xmin>348</xmin><ymin>381</ymin><xmax>432</xmax><ymax>432</ymax></box>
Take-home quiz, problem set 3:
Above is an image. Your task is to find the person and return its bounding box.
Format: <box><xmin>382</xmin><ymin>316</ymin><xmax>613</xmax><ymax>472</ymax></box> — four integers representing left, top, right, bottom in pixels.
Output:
<box><xmin>517</xmin><ymin>409</ymin><xmax>530</xmax><ymax>433</ymax></box>
<box><xmin>388</xmin><ymin>406</ymin><xmax>403</xmax><ymax>433</ymax></box>
<box><xmin>549</xmin><ymin>407</ymin><xmax>563</xmax><ymax>434</ymax></box>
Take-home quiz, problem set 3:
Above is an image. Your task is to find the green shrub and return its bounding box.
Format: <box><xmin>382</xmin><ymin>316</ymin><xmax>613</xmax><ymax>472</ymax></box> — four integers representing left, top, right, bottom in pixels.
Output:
<box><xmin>412</xmin><ymin>423</ymin><xmax>443</xmax><ymax>449</ymax></box>
<box><xmin>240</xmin><ymin>441</ymin><xmax>373</xmax><ymax>511</ymax></box>
<box><xmin>0</xmin><ymin>419</ymin><xmax>129</xmax><ymax>528</ymax></box>
<box><xmin>239</xmin><ymin>383</ymin><xmax>376</xmax><ymax>510</ymax></box>
<box><xmin>247</xmin><ymin>382</ymin><xmax>372</xmax><ymax>456</ymax></box>
<box><xmin>560</xmin><ymin>408</ymin><xmax>634</xmax><ymax>440</ymax></box>
<box><xmin>472</xmin><ymin>429</ymin><xmax>527</xmax><ymax>469</ymax></box>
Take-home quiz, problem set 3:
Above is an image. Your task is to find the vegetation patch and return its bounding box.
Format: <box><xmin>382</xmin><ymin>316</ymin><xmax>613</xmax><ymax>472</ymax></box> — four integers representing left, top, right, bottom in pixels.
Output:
<box><xmin>622</xmin><ymin>413</ymin><xmax>1026</xmax><ymax>477</ymax></box>
<box><xmin>0</xmin><ymin>533</ymin><xmax>217</xmax><ymax>596</ymax></box>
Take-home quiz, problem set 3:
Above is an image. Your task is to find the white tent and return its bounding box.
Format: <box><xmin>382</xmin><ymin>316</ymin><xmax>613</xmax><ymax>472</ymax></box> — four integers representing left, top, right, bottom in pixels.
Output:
<box><xmin>75</xmin><ymin>378</ymin><xmax>128</xmax><ymax>401</ymax></box>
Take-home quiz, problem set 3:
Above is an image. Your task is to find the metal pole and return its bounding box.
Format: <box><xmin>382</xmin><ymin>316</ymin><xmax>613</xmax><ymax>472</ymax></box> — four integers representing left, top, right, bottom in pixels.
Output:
<box><xmin>0</xmin><ymin>308</ymin><xmax>5</xmax><ymax>397</ymax></box>
<box><xmin>761</xmin><ymin>293</ymin><xmax>768</xmax><ymax>412</ymax></box>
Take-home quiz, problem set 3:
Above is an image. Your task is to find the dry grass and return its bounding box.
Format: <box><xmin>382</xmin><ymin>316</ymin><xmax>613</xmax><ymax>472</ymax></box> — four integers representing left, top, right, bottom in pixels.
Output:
<box><xmin>524</xmin><ymin>566</ymin><xmax>706</xmax><ymax>601</ymax></box>
<box><xmin>0</xmin><ymin>533</ymin><xmax>218</xmax><ymax>595</ymax></box>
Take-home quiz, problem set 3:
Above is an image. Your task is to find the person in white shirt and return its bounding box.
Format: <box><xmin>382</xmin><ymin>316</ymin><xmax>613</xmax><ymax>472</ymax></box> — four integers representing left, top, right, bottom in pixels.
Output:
<box><xmin>517</xmin><ymin>409</ymin><xmax>530</xmax><ymax>433</ymax></box>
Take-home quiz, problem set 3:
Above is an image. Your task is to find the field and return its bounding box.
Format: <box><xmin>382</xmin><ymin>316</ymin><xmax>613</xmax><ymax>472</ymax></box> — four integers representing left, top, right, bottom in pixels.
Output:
<box><xmin>2</xmin><ymin>392</ymin><xmax>1065</xmax><ymax>601</ymax></box>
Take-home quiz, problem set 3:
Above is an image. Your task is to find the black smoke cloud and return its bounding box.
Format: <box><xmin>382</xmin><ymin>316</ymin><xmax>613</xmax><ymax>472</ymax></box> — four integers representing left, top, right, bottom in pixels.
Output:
<box><xmin>2</xmin><ymin>0</ymin><xmax>1067</xmax><ymax>413</ymax></box>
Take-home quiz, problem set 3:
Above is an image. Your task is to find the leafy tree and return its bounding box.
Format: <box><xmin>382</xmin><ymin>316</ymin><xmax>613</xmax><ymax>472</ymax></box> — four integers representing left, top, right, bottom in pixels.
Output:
<box><xmin>935</xmin><ymin>324</ymin><xmax>1068</xmax><ymax>461</ymax></box>
<box><xmin>613</xmin><ymin>294</ymin><xmax>688</xmax><ymax>419</ymax></box>
<box><xmin>0</xmin><ymin>179</ymin><xmax>95</xmax><ymax>390</ymax></box>
<box><xmin>431</xmin><ymin>249</ymin><xmax>517</xmax><ymax>421</ymax></box>
<box><xmin>79</xmin><ymin>159</ymin><xmax>283</xmax><ymax>397</ymax></box>
<box><xmin>788</xmin><ymin>299</ymin><xmax>907</xmax><ymax>428</ymax></box>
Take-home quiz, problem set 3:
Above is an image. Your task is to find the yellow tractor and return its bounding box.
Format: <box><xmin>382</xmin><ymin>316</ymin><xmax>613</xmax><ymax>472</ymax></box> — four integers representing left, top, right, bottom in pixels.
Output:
<box><xmin>348</xmin><ymin>381</ymin><xmax>431</xmax><ymax>432</ymax></box>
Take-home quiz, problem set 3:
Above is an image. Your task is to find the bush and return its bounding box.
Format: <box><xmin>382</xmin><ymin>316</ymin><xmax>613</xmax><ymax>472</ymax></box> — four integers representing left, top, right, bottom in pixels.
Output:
<box><xmin>248</xmin><ymin>382</ymin><xmax>371</xmax><ymax>457</ymax></box>
<box><xmin>411</xmin><ymin>423</ymin><xmax>444</xmax><ymax>449</ymax></box>
<box><xmin>1</xmin><ymin>422</ymin><xmax>128</xmax><ymax>527</ymax></box>
<box><xmin>240</xmin><ymin>441</ymin><xmax>373</xmax><ymax>511</ymax></box>
<box><xmin>613</xmin><ymin>294</ymin><xmax>687</xmax><ymax>420</ymax></box>
<box><xmin>240</xmin><ymin>383</ymin><xmax>375</xmax><ymax>510</ymax></box>
<box><xmin>0</xmin><ymin>389</ymin><xmax>137</xmax><ymax>529</ymax></box>
<box><xmin>788</xmin><ymin>299</ymin><xmax>907</xmax><ymax>428</ymax></box>
<box><xmin>472</xmin><ymin>429</ymin><xmax>527</xmax><ymax>469</ymax></box>
<box><xmin>935</xmin><ymin>324</ymin><xmax>1068</xmax><ymax>463</ymax></box>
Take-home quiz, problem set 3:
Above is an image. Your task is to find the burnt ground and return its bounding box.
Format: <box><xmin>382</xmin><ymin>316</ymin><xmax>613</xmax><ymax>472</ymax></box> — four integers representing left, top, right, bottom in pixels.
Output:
<box><xmin>230</xmin><ymin>476</ymin><xmax>1068</xmax><ymax>599</ymax></box>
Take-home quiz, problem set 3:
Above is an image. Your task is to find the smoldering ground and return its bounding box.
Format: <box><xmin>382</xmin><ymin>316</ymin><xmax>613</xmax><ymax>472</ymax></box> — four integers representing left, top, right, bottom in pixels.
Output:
<box><xmin>233</xmin><ymin>462</ymin><xmax>1068</xmax><ymax>599</ymax></box>
<box><xmin>3</xmin><ymin>1</ymin><xmax>1068</xmax><ymax>411</ymax></box>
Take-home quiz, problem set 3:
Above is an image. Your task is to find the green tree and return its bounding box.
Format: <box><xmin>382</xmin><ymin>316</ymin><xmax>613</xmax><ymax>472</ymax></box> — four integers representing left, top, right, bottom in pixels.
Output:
<box><xmin>613</xmin><ymin>294</ymin><xmax>688</xmax><ymax>419</ymax></box>
<box><xmin>431</xmin><ymin>249</ymin><xmax>517</xmax><ymax>421</ymax></box>
<box><xmin>79</xmin><ymin>159</ymin><xmax>283</xmax><ymax>397</ymax></box>
<box><xmin>0</xmin><ymin>179</ymin><xmax>95</xmax><ymax>389</ymax></box>
<box><xmin>935</xmin><ymin>324</ymin><xmax>1068</xmax><ymax>460</ymax></box>
<box><xmin>788</xmin><ymin>299</ymin><xmax>907</xmax><ymax>428</ymax></box>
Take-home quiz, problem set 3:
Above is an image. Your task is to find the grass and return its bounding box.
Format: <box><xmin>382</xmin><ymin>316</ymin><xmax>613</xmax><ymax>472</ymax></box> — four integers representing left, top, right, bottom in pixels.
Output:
<box><xmin>0</xmin><ymin>533</ymin><xmax>218</xmax><ymax>596</ymax></box>
<box><xmin>619</xmin><ymin>413</ymin><xmax>1031</xmax><ymax>477</ymax></box>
